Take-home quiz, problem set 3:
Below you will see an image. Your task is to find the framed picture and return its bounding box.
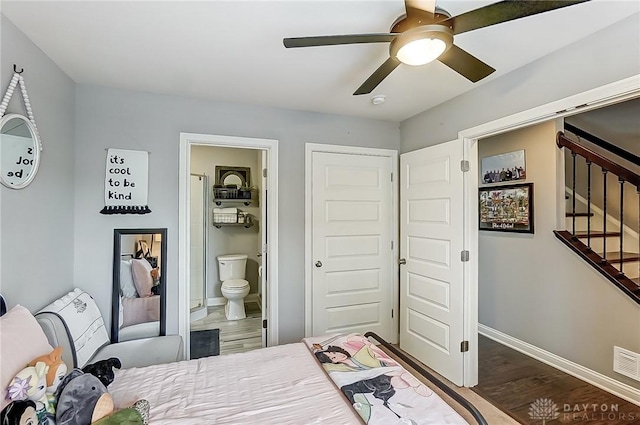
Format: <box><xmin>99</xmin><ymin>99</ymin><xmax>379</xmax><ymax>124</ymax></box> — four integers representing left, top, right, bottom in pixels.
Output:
<box><xmin>481</xmin><ymin>149</ymin><xmax>526</xmax><ymax>184</ymax></box>
<box><xmin>479</xmin><ymin>183</ymin><xmax>534</xmax><ymax>233</ymax></box>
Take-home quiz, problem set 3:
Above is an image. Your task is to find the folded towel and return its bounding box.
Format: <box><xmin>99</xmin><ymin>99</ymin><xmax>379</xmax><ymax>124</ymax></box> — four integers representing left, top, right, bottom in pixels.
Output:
<box><xmin>213</xmin><ymin>207</ymin><xmax>237</xmax><ymax>214</ymax></box>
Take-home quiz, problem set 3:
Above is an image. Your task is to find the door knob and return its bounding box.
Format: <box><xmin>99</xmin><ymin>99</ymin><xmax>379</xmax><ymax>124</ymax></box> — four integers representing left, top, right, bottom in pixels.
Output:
<box><xmin>398</xmin><ymin>258</ymin><xmax>406</xmax><ymax>265</ymax></box>
<box><xmin>315</xmin><ymin>261</ymin><xmax>323</xmax><ymax>268</ymax></box>
<box><xmin>257</xmin><ymin>252</ymin><xmax>262</xmax><ymax>257</ymax></box>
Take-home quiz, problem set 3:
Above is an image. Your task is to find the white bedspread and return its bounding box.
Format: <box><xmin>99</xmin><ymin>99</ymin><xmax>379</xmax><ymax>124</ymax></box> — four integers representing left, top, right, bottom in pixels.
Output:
<box><xmin>108</xmin><ymin>342</ymin><xmax>361</xmax><ymax>424</ymax></box>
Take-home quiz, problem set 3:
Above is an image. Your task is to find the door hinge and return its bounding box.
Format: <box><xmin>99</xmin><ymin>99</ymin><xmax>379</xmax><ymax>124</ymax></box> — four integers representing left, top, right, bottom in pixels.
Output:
<box><xmin>460</xmin><ymin>160</ymin><xmax>470</xmax><ymax>172</ymax></box>
<box><xmin>262</xmin><ymin>319</ymin><xmax>267</xmax><ymax>329</ymax></box>
<box><xmin>391</xmin><ymin>240</ymin><xmax>393</xmax><ymax>250</ymax></box>
<box><xmin>391</xmin><ymin>309</ymin><xmax>394</xmax><ymax>319</ymax></box>
<box><xmin>391</xmin><ymin>172</ymin><xmax>393</xmax><ymax>182</ymax></box>
<box><xmin>263</xmin><ymin>168</ymin><xmax>267</xmax><ymax>178</ymax></box>
<box><xmin>461</xmin><ymin>250</ymin><xmax>470</xmax><ymax>262</ymax></box>
<box><xmin>461</xmin><ymin>340</ymin><xmax>469</xmax><ymax>352</ymax></box>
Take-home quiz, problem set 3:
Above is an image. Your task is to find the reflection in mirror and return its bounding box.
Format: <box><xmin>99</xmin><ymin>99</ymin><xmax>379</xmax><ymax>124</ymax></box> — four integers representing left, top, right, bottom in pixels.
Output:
<box><xmin>112</xmin><ymin>228</ymin><xmax>167</xmax><ymax>343</ymax></box>
<box><xmin>0</xmin><ymin>113</ymin><xmax>40</xmax><ymax>189</ymax></box>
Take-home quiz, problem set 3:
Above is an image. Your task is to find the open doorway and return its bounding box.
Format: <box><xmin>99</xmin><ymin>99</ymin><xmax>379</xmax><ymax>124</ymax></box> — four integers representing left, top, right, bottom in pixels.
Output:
<box><xmin>461</xmin><ymin>82</ymin><xmax>639</xmax><ymax>411</ymax></box>
<box><xmin>178</xmin><ymin>133</ymin><xmax>279</xmax><ymax>360</ymax></box>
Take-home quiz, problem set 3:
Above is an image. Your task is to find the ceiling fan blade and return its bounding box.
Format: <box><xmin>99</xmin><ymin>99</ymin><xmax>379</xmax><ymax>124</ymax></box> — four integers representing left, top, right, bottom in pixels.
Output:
<box><xmin>438</xmin><ymin>44</ymin><xmax>496</xmax><ymax>83</ymax></box>
<box><xmin>354</xmin><ymin>57</ymin><xmax>401</xmax><ymax>95</ymax></box>
<box><xmin>440</xmin><ymin>0</ymin><xmax>590</xmax><ymax>35</ymax></box>
<box><xmin>283</xmin><ymin>34</ymin><xmax>396</xmax><ymax>48</ymax></box>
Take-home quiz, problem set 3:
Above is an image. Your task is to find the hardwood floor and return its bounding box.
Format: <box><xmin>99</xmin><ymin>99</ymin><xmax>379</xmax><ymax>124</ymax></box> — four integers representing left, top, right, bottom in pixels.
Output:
<box><xmin>473</xmin><ymin>335</ymin><xmax>640</xmax><ymax>424</ymax></box>
<box><xmin>190</xmin><ymin>301</ymin><xmax>262</xmax><ymax>355</ymax></box>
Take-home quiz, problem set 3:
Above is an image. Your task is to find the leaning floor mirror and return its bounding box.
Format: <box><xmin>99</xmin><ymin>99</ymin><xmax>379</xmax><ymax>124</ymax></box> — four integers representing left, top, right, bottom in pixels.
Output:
<box><xmin>112</xmin><ymin>228</ymin><xmax>167</xmax><ymax>343</ymax></box>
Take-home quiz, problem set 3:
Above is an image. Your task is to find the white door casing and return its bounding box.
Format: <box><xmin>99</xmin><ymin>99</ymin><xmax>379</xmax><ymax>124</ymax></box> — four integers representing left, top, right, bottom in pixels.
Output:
<box><xmin>306</xmin><ymin>144</ymin><xmax>398</xmax><ymax>342</ymax></box>
<box><xmin>179</xmin><ymin>133</ymin><xmax>279</xmax><ymax>360</ymax></box>
<box><xmin>400</xmin><ymin>140</ymin><xmax>465</xmax><ymax>386</ymax></box>
<box><xmin>260</xmin><ymin>150</ymin><xmax>268</xmax><ymax>346</ymax></box>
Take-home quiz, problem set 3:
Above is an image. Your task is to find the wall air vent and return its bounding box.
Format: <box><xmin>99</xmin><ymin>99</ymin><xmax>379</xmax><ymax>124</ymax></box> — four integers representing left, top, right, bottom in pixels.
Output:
<box><xmin>613</xmin><ymin>346</ymin><xmax>640</xmax><ymax>382</ymax></box>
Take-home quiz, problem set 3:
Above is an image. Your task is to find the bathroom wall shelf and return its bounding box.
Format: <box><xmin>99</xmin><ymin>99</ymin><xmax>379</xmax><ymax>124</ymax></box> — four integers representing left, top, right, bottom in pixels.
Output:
<box><xmin>213</xmin><ymin>222</ymin><xmax>254</xmax><ymax>229</ymax></box>
<box><xmin>213</xmin><ymin>187</ymin><xmax>256</xmax><ymax>206</ymax></box>
<box><xmin>213</xmin><ymin>198</ymin><xmax>255</xmax><ymax>206</ymax></box>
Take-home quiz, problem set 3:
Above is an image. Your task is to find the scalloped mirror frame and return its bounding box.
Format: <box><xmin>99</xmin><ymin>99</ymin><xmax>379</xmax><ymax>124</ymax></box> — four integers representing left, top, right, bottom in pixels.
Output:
<box><xmin>0</xmin><ymin>113</ymin><xmax>41</xmax><ymax>189</ymax></box>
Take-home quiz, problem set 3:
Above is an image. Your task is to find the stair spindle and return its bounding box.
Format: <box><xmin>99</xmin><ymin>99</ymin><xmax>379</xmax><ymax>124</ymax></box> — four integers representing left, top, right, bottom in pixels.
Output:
<box><xmin>556</xmin><ymin>131</ymin><xmax>640</xmax><ymax>304</ymax></box>
<box><xmin>619</xmin><ymin>178</ymin><xmax>625</xmax><ymax>276</ymax></box>
<box><xmin>602</xmin><ymin>169</ymin><xmax>608</xmax><ymax>263</ymax></box>
<box><xmin>572</xmin><ymin>152</ymin><xmax>577</xmax><ymax>237</ymax></box>
<box><xmin>586</xmin><ymin>160</ymin><xmax>592</xmax><ymax>250</ymax></box>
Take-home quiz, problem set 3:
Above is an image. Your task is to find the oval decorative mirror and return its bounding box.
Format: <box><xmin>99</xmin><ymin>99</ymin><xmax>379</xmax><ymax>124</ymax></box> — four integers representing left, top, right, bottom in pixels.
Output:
<box><xmin>0</xmin><ymin>113</ymin><xmax>41</xmax><ymax>189</ymax></box>
<box><xmin>111</xmin><ymin>228</ymin><xmax>167</xmax><ymax>343</ymax></box>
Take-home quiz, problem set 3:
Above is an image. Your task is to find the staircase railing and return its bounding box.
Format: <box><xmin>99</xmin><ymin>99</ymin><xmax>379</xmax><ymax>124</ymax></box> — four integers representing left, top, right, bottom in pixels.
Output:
<box><xmin>565</xmin><ymin>123</ymin><xmax>640</xmax><ymax>167</ymax></box>
<box><xmin>555</xmin><ymin>131</ymin><xmax>640</xmax><ymax>304</ymax></box>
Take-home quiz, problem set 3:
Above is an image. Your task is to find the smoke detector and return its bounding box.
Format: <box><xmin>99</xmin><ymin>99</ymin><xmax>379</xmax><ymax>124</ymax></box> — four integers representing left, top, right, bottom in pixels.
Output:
<box><xmin>371</xmin><ymin>95</ymin><xmax>387</xmax><ymax>105</ymax></box>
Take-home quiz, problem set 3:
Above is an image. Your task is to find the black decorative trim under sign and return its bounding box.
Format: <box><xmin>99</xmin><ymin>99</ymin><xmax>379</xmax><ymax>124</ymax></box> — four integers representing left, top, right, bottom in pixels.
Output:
<box><xmin>100</xmin><ymin>205</ymin><xmax>152</xmax><ymax>215</ymax></box>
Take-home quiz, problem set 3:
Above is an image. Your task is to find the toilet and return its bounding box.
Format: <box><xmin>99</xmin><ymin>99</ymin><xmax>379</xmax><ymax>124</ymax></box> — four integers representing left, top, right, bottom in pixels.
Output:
<box><xmin>218</xmin><ymin>254</ymin><xmax>250</xmax><ymax>320</ymax></box>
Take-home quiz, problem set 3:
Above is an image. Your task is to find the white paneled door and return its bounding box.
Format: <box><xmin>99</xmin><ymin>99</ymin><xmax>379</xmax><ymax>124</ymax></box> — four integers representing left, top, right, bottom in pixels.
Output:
<box><xmin>311</xmin><ymin>150</ymin><xmax>395</xmax><ymax>341</ymax></box>
<box><xmin>400</xmin><ymin>140</ymin><xmax>465</xmax><ymax>385</ymax></box>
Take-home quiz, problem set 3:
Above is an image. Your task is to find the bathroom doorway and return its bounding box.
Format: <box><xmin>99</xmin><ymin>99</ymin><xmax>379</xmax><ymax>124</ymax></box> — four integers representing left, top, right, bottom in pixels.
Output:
<box><xmin>178</xmin><ymin>133</ymin><xmax>279</xmax><ymax>360</ymax></box>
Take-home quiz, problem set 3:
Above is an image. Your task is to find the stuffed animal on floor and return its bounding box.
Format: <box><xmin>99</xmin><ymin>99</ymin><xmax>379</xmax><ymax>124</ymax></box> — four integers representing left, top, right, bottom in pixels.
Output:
<box><xmin>55</xmin><ymin>369</ymin><xmax>114</xmax><ymax>425</ymax></box>
<box><xmin>0</xmin><ymin>400</ymin><xmax>38</xmax><ymax>425</ymax></box>
<box><xmin>82</xmin><ymin>358</ymin><xmax>121</xmax><ymax>388</ymax></box>
<box><xmin>28</xmin><ymin>347</ymin><xmax>68</xmax><ymax>414</ymax></box>
<box><xmin>6</xmin><ymin>362</ymin><xmax>49</xmax><ymax>424</ymax></box>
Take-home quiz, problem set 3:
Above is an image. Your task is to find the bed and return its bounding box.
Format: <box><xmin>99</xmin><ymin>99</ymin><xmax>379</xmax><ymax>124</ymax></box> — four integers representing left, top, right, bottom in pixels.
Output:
<box><xmin>1</xmin><ymin>300</ymin><xmax>487</xmax><ymax>425</ymax></box>
<box><xmin>107</xmin><ymin>332</ymin><xmax>487</xmax><ymax>425</ymax></box>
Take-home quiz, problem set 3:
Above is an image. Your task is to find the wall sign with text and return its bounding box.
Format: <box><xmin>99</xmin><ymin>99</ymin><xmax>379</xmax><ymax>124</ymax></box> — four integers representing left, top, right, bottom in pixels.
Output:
<box><xmin>100</xmin><ymin>148</ymin><xmax>151</xmax><ymax>214</ymax></box>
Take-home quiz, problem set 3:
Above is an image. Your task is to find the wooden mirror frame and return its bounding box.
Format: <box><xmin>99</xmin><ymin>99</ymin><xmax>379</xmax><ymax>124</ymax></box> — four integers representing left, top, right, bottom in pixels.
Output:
<box><xmin>111</xmin><ymin>228</ymin><xmax>167</xmax><ymax>342</ymax></box>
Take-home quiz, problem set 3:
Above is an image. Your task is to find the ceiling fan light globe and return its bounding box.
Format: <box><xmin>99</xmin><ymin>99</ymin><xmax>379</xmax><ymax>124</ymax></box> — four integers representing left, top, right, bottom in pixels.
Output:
<box><xmin>396</xmin><ymin>38</ymin><xmax>447</xmax><ymax>66</ymax></box>
<box><xmin>390</xmin><ymin>25</ymin><xmax>453</xmax><ymax>67</ymax></box>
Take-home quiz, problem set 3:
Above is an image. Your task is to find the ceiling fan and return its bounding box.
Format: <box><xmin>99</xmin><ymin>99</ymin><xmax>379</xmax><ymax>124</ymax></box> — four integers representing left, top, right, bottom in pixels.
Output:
<box><xmin>283</xmin><ymin>0</ymin><xmax>589</xmax><ymax>95</ymax></box>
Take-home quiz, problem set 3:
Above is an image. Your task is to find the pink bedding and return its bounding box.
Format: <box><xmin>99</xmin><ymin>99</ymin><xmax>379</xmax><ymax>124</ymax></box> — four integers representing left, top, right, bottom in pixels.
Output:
<box><xmin>121</xmin><ymin>295</ymin><xmax>159</xmax><ymax>327</ymax></box>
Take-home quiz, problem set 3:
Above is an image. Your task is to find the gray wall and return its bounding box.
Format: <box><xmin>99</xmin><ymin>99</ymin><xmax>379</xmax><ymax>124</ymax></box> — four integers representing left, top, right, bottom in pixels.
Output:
<box><xmin>0</xmin><ymin>15</ymin><xmax>76</xmax><ymax>310</ymax></box>
<box><xmin>479</xmin><ymin>122</ymin><xmax>640</xmax><ymax>389</ymax></box>
<box><xmin>73</xmin><ymin>85</ymin><xmax>400</xmax><ymax>344</ymax></box>
<box><xmin>401</xmin><ymin>14</ymin><xmax>640</xmax><ymax>151</ymax></box>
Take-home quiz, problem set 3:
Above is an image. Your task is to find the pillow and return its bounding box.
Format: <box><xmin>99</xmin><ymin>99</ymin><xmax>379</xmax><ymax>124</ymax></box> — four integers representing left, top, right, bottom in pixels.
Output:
<box><xmin>119</xmin><ymin>260</ymin><xmax>138</xmax><ymax>298</ymax></box>
<box><xmin>0</xmin><ymin>305</ymin><xmax>54</xmax><ymax>410</ymax></box>
<box><xmin>131</xmin><ymin>258</ymin><xmax>153</xmax><ymax>298</ymax></box>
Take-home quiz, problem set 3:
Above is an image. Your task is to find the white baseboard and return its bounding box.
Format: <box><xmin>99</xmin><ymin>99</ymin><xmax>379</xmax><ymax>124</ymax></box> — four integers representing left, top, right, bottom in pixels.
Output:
<box><xmin>207</xmin><ymin>297</ymin><xmax>226</xmax><ymax>307</ymax></box>
<box><xmin>207</xmin><ymin>293</ymin><xmax>261</xmax><ymax>307</ymax></box>
<box><xmin>479</xmin><ymin>324</ymin><xmax>640</xmax><ymax>406</ymax></box>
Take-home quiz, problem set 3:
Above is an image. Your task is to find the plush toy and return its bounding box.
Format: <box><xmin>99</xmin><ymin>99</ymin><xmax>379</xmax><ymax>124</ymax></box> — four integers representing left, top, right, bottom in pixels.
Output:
<box><xmin>82</xmin><ymin>358</ymin><xmax>121</xmax><ymax>388</ymax></box>
<box><xmin>150</xmin><ymin>267</ymin><xmax>160</xmax><ymax>283</ymax></box>
<box><xmin>55</xmin><ymin>369</ymin><xmax>114</xmax><ymax>425</ymax></box>
<box><xmin>6</xmin><ymin>362</ymin><xmax>49</xmax><ymax>424</ymax></box>
<box><xmin>28</xmin><ymin>347</ymin><xmax>68</xmax><ymax>414</ymax></box>
<box><xmin>0</xmin><ymin>400</ymin><xmax>38</xmax><ymax>425</ymax></box>
<box><xmin>54</xmin><ymin>369</ymin><xmax>149</xmax><ymax>425</ymax></box>
<box><xmin>91</xmin><ymin>400</ymin><xmax>150</xmax><ymax>425</ymax></box>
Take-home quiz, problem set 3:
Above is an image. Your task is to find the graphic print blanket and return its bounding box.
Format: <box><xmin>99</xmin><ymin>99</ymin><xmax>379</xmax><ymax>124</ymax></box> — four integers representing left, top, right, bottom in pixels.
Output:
<box><xmin>303</xmin><ymin>334</ymin><xmax>468</xmax><ymax>425</ymax></box>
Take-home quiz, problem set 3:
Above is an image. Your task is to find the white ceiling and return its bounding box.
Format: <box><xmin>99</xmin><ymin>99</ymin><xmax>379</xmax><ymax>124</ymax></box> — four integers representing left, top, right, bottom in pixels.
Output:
<box><xmin>2</xmin><ymin>0</ymin><xmax>639</xmax><ymax>122</ymax></box>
